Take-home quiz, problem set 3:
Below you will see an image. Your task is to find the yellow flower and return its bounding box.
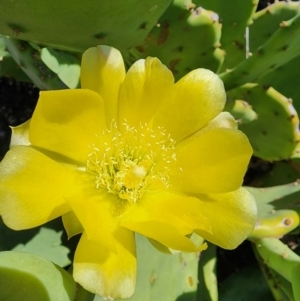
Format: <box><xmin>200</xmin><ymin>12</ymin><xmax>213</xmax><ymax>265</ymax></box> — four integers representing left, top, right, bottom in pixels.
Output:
<box><xmin>0</xmin><ymin>46</ymin><xmax>257</xmax><ymax>299</ymax></box>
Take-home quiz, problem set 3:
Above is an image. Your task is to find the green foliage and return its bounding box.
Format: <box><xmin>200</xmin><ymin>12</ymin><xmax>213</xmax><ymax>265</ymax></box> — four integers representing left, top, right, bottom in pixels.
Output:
<box><xmin>225</xmin><ymin>83</ymin><xmax>300</xmax><ymax>160</ymax></box>
<box><xmin>193</xmin><ymin>0</ymin><xmax>258</xmax><ymax>72</ymax></box>
<box><xmin>250</xmin><ymin>1</ymin><xmax>300</xmax><ymax>52</ymax></box>
<box><xmin>13</xmin><ymin>227</ymin><xmax>71</xmax><ymax>267</ymax></box>
<box><xmin>218</xmin><ymin>265</ymin><xmax>273</xmax><ymax>301</ymax></box>
<box><xmin>4</xmin><ymin>37</ymin><xmax>67</xmax><ymax>89</ymax></box>
<box><xmin>254</xmin><ymin>249</ymin><xmax>293</xmax><ymax>301</ymax></box>
<box><xmin>197</xmin><ymin>243</ymin><xmax>218</xmax><ymax>301</ymax></box>
<box><xmin>249</xmin><ymin>160</ymin><xmax>300</xmax><ymax>187</ymax></box>
<box><xmin>247</xmin><ymin>183</ymin><xmax>300</xmax><ymax>216</ymax></box>
<box><xmin>0</xmin><ymin>0</ymin><xmax>172</xmax><ymax>52</ymax></box>
<box><xmin>0</xmin><ymin>218</ymin><xmax>76</xmax><ymax>267</ymax></box>
<box><xmin>254</xmin><ymin>238</ymin><xmax>300</xmax><ymax>283</ymax></box>
<box><xmin>220</xmin><ymin>12</ymin><xmax>300</xmax><ymax>90</ymax></box>
<box><xmin>0</xmin><ymin>35</ymin><xmax>30</xmax><ymax>81</ymax></box>
<box><xmin>40</xmin><ymin>48</ymin><xmax>80</xmax><ymax>88</ymax></box>
<box><xmin>74</xmin><ymin>285</ymin><xmax>95</xmax><ymax>301</ymax></box>
<box><xmin>291</xmin><ymin>264</ymin><xmax>300</xmax><ymax>301</ymax></box>
<box><xmin>247</xmin><ymin>183</ymin><xmax>300</xmax><ymax>238</ymax></box>
<box><xmin>0</xmin><ymin>251</ymin><xmax>76</xmax><ymax>301</ymax></box>
<box><xmin>126</xmin><ymin>0</ymin><xmax>223</xmax><ymax>79</ymax></box>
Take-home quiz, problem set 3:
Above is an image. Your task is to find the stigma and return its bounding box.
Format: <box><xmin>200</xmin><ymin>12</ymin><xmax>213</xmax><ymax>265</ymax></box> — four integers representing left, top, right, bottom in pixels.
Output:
<box><xmin>86</xmin><ymin>121</ymin><xmax>176</xmax><ymax>203</ymax></box>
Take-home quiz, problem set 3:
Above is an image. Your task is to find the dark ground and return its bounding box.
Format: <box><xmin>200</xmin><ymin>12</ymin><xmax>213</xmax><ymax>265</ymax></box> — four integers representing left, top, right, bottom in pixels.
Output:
<box><xmin>0</xmin><ymin>78</ymin><xmax>38</xmax><ymax>159</ymax></box>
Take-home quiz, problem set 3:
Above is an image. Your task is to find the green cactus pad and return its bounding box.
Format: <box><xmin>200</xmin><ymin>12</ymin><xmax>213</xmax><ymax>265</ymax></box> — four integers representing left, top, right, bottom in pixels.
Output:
<box><xmin>291</xmin><ymin>264</ymin><xmax>300</xmax><ymax>301</ymax></box>
<box><xmin>254</xmin><ymin>238</ymin><xmax>300</xmax><ymax>282</ymax></box>
<box><xmin>246</xmin><ymin>182</ymin><xmax>300</xmax><ymax>215</ymax></box>
<box><xmin>127</xmin><ymin>0</ymin><xmax>223</xmax><ymax>79</ymax></box>
<box><xmin>5</xmin><ymin>37</ymin><xmax>67</xmax><ymax>90</ymax></box>
<box><xmin>250</xmin><ymin>1</ymin><xmax>300</xmax><ymax>52</ymax></box>
<box><xmin>247</xmin><ymin>183</ymin><xmax>300</xmax><ymax>238</ymax></box>
<box><xmin>194</xmin><ymin>0</ymin><xmax>258</xmax><ymax>72</ymax></box>
<box><xmin>225</xmin><ymin>99</ymin><xmax>258</xmax><ymax>125</ymax></box>
<box><xmin>0</xmin><ymin>0</ymin><xmax>172</xmax><ymax>52</ymax></box>
<box><xmin>0</xmin><ymin>35</ymin><xmax>29</xmax><ymax>82</ymax></box>
<box><xmin>249</xmin><ymin>160</ymin><xmax>300</xmax><ymax>187</ymax></box>
<box><xmin>13</xmin><ymin>227</ymin><xmax>71</xmax><ymax>268</ymax></box>
<box><xmin>250</xmin><ymin>209</ymin><xmax>299</xmax><ymax>239</ymax></box>
<box><xmin>220</xmin><ymin>12</ymin><xmax>300</xmax><ymax>90</ymax></box>
<box><xmin>0</xmin><ymin>251</ymin><xmax>76</xmax><ymax>301</ymax></box>
<box><xmin>226</xmin><ymin>83</ymin><xmax>300</xmax><ymax>161</ymax></box>
<box><xmin>40</xmin><ymin>48</ymin><xmax>80</xmax><ymax>88</ymax></box>
<box><xmin>197</xmin><ymin>243</ymin><xmax>217</xmax><ymax>301</ymax></box>
<box><xmin>219</xmin><ymin>265</ymin><xmax>273</xmax><ymax>301</ymax></box>
<box><xmin>254</xmin><ymin>247</ymin><xmax>295</xmax><ymax>301</ymax></box>
<box><xmin>257</xmin><ymin>53</ymin><xmax>300</xmax><ymax>118</ymax></box>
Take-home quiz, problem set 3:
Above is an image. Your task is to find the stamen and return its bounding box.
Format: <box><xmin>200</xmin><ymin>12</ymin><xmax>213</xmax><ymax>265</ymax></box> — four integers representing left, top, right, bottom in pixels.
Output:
<box><xmin>86</xmin><ymin>120</ymin><xmax>176</xmax><ymax>203</ymax></box>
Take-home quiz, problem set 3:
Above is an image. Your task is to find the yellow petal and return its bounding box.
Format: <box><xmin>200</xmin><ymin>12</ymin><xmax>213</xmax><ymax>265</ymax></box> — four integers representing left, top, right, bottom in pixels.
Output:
<box><xmin>171</xmin><ymin>127</ymin><xmax>252</xmax><ymax>194</ymax></box>
<box><xmin>62</xmin><ymin>211</ymin><xmax>83</xmax><ymax>239</ymax></box>
<box><xmin>74</xmin><ymin>229</ymin><xmax>136</xmax><ymax>299</ymax></box>
<box><xmin>152</xmin><ymin>68</ymin><xmax>226</xmax><ymax>141</ymax></box>
<box><xmin>0</xmin><ymin>146</ymin><xmax>74</xmax><ymax>229</ymax></box>
<box><xmin>81</xmin><ymin>46</ymin><xmax>126</xmax><ymax>123</ymax></box>
<box><xmin>118</xmin><ymin>57</ymin><xmax>174</xmax><ymax>127</ymax></box>
<box><xmin>66</xmin><ymin>188</ymin><xmax>120</xmax><ymax>253</ymax></box>
<box><xmin>194</xmin><ymin>188</ymin><xmax>257</xmax><ymax>249</ymax></box>
<box><xmin>121</xmin><ymin>191</ymin><xmax>212</xmax><ymax>236</ymax></box>
<box><xmin>10</xmin><ymin>119</ymin><xmax>31</xmax><ymax>148</ymax></box>
<box><xmin>202</xmin><ymin>112</ymin><xmax>238</xmax><ymax>131</ymax></box>
<box><xmin>148</xmin><ymin>236</ymin><xmax>207</xmax><ymax>254</ymax></box>
<box><xmin>29</xmin><ymin>89</ymin><xmax>107</xmax><ymax>163</ymax></box>
<box><xmin>121</xmin><ymin>219</ymin><xmax>199</xmax><ymax>252</ymax></box>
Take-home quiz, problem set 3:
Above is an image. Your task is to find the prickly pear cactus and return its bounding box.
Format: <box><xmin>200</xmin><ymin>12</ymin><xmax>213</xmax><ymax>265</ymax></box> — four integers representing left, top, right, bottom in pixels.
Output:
<box><xmin>0</xmin><ymin>36</ymin><xmax>30</xmax><ymax>82</ymax></box>
<box><xmin>0</xmin><ymin>251</ymin><xmax>76</xmax><ymax>301</ymax></box>
<box><xmin>225</xmin><ymin>83</ymin><xmax>300</xmax><ymax>161</ymax></box>
<box><xmin>127</xmin><ymin>0</ymin><xmax>224</xmax><ymax>79</ymax></box>
<box><xmin>4</xmin><ymin>37</ymin><xmax>67</xmax><ymax>90</ymax></box>
<box><xmin>192</xmin><ymin>0</ymin><xmax>258</xmax><ymax>72</ymax></box>
<box><xmin>220</xmin><ymin>12</ymin><xmax>300</xmax><ymax>91</ymax></box>
<box><xmin>2</xmin><ymin>1</ymin><xmax>300</xmax><ymax>301</ymax></box>
<box><xmin>0</xmin><ymin>0</ymin><xmax>172</xmax><ymax>52</ymax></box>
<box><xmin>126</xmin><ymin>0</ymin><xmax>258</xmax><ymax>77</ymax></box>
<box><xmin>249</xmin><ymin>1</ymin><xmax>300</xmax><ymax>52</ymax></box>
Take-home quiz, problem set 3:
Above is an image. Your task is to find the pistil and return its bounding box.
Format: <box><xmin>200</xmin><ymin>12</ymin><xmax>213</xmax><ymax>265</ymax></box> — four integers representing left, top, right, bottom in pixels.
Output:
<box><xmin>86</xmin><ymin>121</ymin><xmax>176</xmax><ymax>203</ymax></box>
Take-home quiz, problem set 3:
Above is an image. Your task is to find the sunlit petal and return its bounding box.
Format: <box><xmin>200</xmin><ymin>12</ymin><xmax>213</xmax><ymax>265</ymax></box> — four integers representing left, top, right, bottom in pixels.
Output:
<box><xmin>81</xmin><ymin>46</ymin><xmax>126</xmax><ymax>123</ymax></box>
<box><xmin>0</xmin><ymin>146</ymin><xmax>75</xmax><ymax>229</ymax></box>
<box><xmin>194</xmin><ymin>188</ymin><xmax>257</xmax><ymax>249</ymax></box>
<box><xmin>29</xmin><ymin>89</ymin><xmax>107</xmax><ymax>163</ymax></box>
<box><xmin>121</xmin><ymin>191</ymin><xmax>212</xmax><ymax>236</ymax></box>
<box><xmin>121</xmin><ymin>219</ymin><xmax>200</xmax><ymax>252</ymax></box>
<box><xmin>62</xmin><ymin>211</ymin><xmax>83</xmax><ymax>239</ymax></box>
<box><xmin>10</xmin><ymin>119</ymin><xmax>31</xmax><ymax>148</ymax></box>
<box><xmin>171</xmin><ymin>127</ymin><xmax>252</xmax><ymax>194</ymax></box>
<box><xmin>152</xmin><ymin>68</ymin><xmax>226</xmax><ymax>141</ymax></box>
<box><xmin>74</xmin><ymin>229</ymin><xmax>136</xmax><ymax>299</ymax></box>
<box><xmin>66</xmin><ymin>186</ymin><xmax>121</xmax><ymax>253</ymax></box>
<box><xmin>118</xmin><ymin>57</ymin><xmax>174</xmax><ymax>127</ymax></box>
<box><xmin>202</xmin><ymin>112</ymin><xmax>238</xmax><ymax>131</ymax></box>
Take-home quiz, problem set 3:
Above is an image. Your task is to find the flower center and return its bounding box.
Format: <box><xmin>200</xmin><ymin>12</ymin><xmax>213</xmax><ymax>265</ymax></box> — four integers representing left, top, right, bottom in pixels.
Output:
<box><xmin>86</xmin><ymin>121</ymin><xmax>176</xmax><ymax>203</ymax></box>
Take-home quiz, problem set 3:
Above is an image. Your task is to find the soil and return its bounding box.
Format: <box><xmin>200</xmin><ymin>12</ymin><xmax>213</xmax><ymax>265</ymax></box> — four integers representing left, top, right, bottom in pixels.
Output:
<box><xmin>0</xmin><ymin>77</ymin><xmax>38</xmax><ymax>160</ymax></box>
